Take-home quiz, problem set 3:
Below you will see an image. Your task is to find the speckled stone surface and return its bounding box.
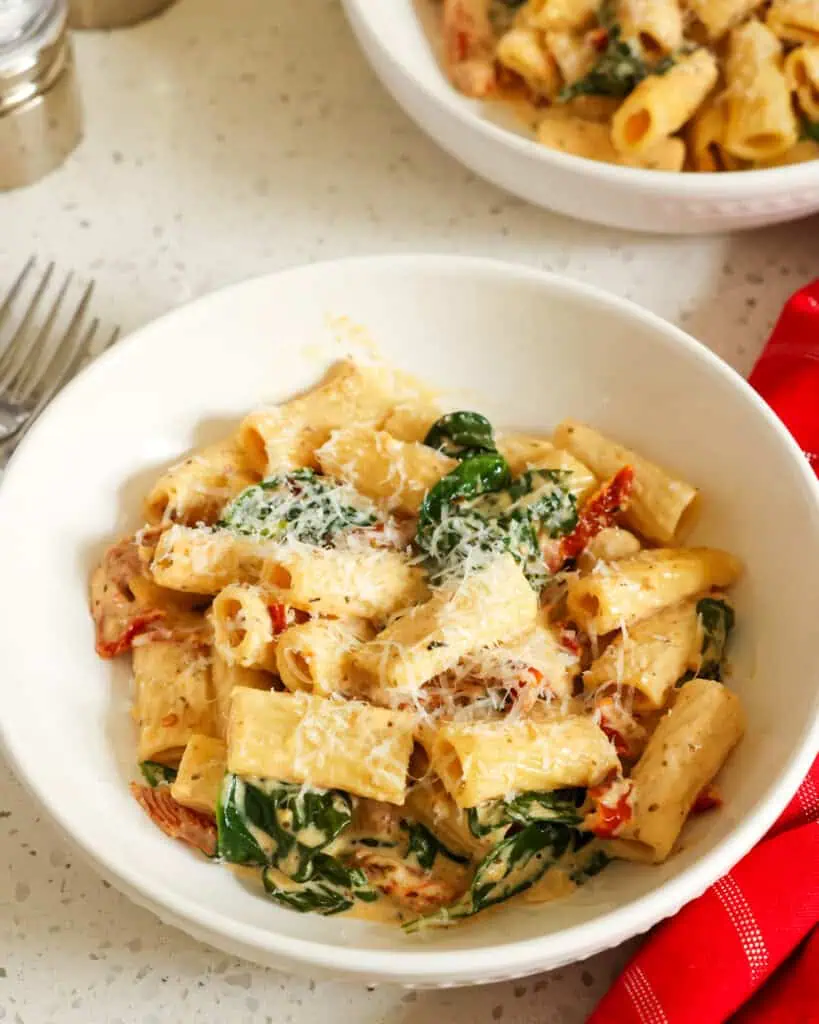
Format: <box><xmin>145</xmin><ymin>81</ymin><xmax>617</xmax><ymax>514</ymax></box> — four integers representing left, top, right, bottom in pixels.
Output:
<box><xmin>0</xmin><ymin>0</ymin><xmax>817</xmax><ymax>1020</ymax></box>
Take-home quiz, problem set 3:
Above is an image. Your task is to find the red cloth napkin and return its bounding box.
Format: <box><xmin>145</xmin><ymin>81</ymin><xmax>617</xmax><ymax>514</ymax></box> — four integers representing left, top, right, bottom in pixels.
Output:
<box><xmin>588</xmin><ymin>281</ymin><xmax>819</xmax><ymax>1024</ymax></box>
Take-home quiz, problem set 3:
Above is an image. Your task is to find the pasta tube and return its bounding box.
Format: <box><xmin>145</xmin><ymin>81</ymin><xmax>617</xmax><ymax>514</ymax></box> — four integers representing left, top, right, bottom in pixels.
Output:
<box><xmin>496</xmin><ymin>27</ymin><xmax>562</xmax><ymax>98</ymax></box>
<box><xmin>611</xmin><ymin>49</ymin><xmax>719</xmax><ymax>155</ymax></box>
<box><xmin>497</xmin><ymin>433</ymin><xmax>597</xmax><ymax>499</ymax></box>
<box><xmin>785</xmin><ymin>44</ymin><xmax>819</xmax><ymax>120</ymax></box>
<box><xmin>580</xmin><ymin>527</ymin><xmax>642</xmax><ymax>566</ymax></box>
<box><xmin>262</xmin><ymin>546</ymin><xmax>428</xmax><ymax>621</ymax></box>
<box><xmin>275</xmin><ymin>617</ymin><xmax>374</xmax><ymax>696</ymax></box>
<box><xmin>537</xmin><ymin>112</ymin><xmax>687</xmax><ymax>170</ymax></box>
<box><xmin>583</xmin><ymin>598</ymin><xmax>700</xmax><ymax>708</ymax></box>
<box><xmin>527</xmin><ymin>0</ymin><xmax>598</xmax><ymax>31</ymax></box>
<box><xmin>688</xmin><ymin>94</ymin><xmax>745</xmax><ymax>171</ymax></box>
<box><xmin>767</xmin><ymin>0</ymin><xmax>819</xmax><ymax>44</ymax></box>
<box><xmin>227</xmin><ymin>688</ymin><xmax>416</xmax><ymax>805</ymax></box>
<box><xmin>171</xmin><ymin>735</ymin><xmax>227</xmax><ymax>815</ymax></box>
<box><xmin>686</xmin><ymin>0</ymin><xmax>766</xmax><ymax>40</ymax></box>
<box><xmin>211</xmin><ymin>649</ymin><xmax>272</xmax><ymax>740</ymax></box>
<box><xmin>404</xmin><ymin>779</ymin><xmax>493</xmax><ymax>858</ymax></box>
<box><xmin>211</xmin><ymin>583</ymin><xmax>283</xmax><ymax>673</ymax></box>
<box><xmin>150</xmin><ymin>526</ymin><xmax>263</xmax><ymax>594</ymax></box>
<box><xmin>316</xmin><ymin>427</ymin><xmax>456</xmax><ymax>514</ymax></box>
<box><xmin>144</xmin><ymin>437</ymin><xmax>258</xmax><ymax>526</ymax></box>
<box><xmin>757</xmin><ymin>139</ymin><xmax>819</xmax><ymax>165</ymax></box>
<box><xmin>429</xmin><ymin>715</ymin><xmax>619</xmax><ymax>808</ymax></box>
<box><xmin>353</xmin><ymin>555</ymin><xmax>538</xmax><ymax>692</ymax></box>
<box><xmin>553</xmin><ymin>420</ymin><xmax>699</xmax><ymax>544</ymax></box>
<box><xmin>237</xmin><ymin>361</ymin><xmax>401</xmax><ymax>474</ymax></box>
<box><xmin>618</xmin><ymin>0</ymin><xmax>684</xmax><ymax>56</ymax></box>
<box><xmin>612</xmin><ymin>679</ymin><xmax>744</xmax><ymax>861</ymax></box>
<box><xmin>133</xmin><ymin>639</ymin><xmax>215</xmax><ymax>764</ymax></box>
<box><xmin>567</xmin><ymin>548</ymin><xmax>742</xmax><ymax>634</ymax></box>
<box><xmin>544</xmin><ymin>29</ymin><xmax>597</xmax><ymax>86</ymax></box>
<box><xmin>381</xmin><ymin>401</ymin><xmax>441</xmax><ymax>444</ymax></box>
<box><xmin>724</xmin><ymin>20</ymin><xmax>799</xmax><ymax>162</ymax></box>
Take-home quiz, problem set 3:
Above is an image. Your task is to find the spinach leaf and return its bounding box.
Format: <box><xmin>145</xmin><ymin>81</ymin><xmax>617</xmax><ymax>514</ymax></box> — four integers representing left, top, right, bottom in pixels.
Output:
<box><xmin>404</xmin><ymin>823</ymin><xmax>573</xmax><ymax>931</ymax></box>
<box><xmin>505</xmin><ymin>469</ymin><xmax>578</xmax><ymax>537</ymax></box>
<box><xmin>351</xmin><ymin>837</ymin><xmax>398</xmax><ymax>849</ymax></box>
<box><xmin>262</xmin><ymin>853</ymin><xmax>376</xmax><ymax>916</ymax></box>
<box><xmin>218</xmin><ymin>469</ymin><xmax>376</xmax><ymax>546</ymax></box>
<box><xmin>418</xmin><ymin>453</ymin><xmax>512</xmax><ymax>532</ymax></box>
<box><xmin>424</xmin><ymin>412</ymin><xmax>497</xmax><ymax>461</ymax></box>
<box><xmin>140</xmin><ymin>761</ymin><xmax>178</xmax><ymax>787</ymax></box>
<box><xmin>416</xmin><ymin>459</ymin><xmax>574</xmax><ymax>589</ymax></box>
<box><xmin>505</xmin><ymin>788</ymin><xmax>586</xmax><ymax>826</ymax></box>
<box><xmin>416</xmin><ymin>453</ymin><xmax>514</xmax><ymax>583</ymax></box>
<box><xmin>217</xmin><ymin>775</ymin><xmax>352</xmax><ymax>880</ymax></box>
<box><xmin>696</xmin><ymin>597</ymin><xmax>735</xmax><ymax>681</ymax></box>
<box><xmin>559</xmin><ymin>3</ymin><xmax>675</xmax><ymax>103</ymax></box>
<box><xmin>467</xmin><ymin>799</ymin><xmax>516</xmax><ymax>839</ymax></box>
<box><xmin>569</xmin><ymin>846</ymin><xmax>611</xmax><ymax>884</ymax></box>
<box><xmin>468</xmin><ymin>788</ymin><xmax>585</xmax><ymax>837</ymax></box>
<box><xmin>402</xmin><ymin>821</ymin><xmax>470</xmax><ymax>871</ymax></box>
<box><xmin>800</xmin><ymin>118</ymin><xmax>819</xmax><ymax>142</ymax></box>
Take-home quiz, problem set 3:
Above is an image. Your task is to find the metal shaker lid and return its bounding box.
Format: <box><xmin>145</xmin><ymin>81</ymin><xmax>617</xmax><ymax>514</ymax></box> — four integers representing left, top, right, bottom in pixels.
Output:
<box><xmin>69</xmin><ymin>0</ymin><xmax>176</xmax><ymax>30</ymax></box>
<box><xmin>0</xmin><ymin>0</ymin><xmax>82</xmax><ymax>190</ymax></box>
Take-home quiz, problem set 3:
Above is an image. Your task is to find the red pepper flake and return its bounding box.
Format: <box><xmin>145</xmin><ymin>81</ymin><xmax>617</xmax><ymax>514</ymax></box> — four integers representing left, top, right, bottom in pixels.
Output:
<box><xmin>268</xmin><ymin>602</ymin><xmax>288</xmax><ymax>635</ymax></box>
<box><xmin>560</xmin><ymin>466</ymin><xmax>635</xmax><ymax>563</ymax></box>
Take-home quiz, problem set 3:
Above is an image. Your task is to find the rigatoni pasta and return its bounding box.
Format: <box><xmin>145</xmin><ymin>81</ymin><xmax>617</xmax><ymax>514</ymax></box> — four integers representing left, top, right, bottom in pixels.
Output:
<box><xmin>612</xmin><ymin>679</ymin><xmax>745</xmax><ymax>861</ymax></box>
<box><xmin>227</xmin><ymin>688</ymin><xmax>416</xmax><ymax>805</ymax></box>
<box><xmin>553</xmin><ymin>419</ymin><xmax>699</xmax><ymax>543</ymax></box>
<box><xmin>93</xmin><ymin>358</ymin><xmax>746</xmax><ymax>930</ymax></box>
<box><xmin>567</xmin><ymin>547</ymin><xmax>742</xmax><ymax>633</ymax></box>
<box><xmin>724</xmin><ymin>20</ymin><xmax>799</xmax><ymax>162</ymax></box>
<box><xmin>430</xmin><ymin>715</ymin><xmax>619</xmax><ymax>807</ymax></box>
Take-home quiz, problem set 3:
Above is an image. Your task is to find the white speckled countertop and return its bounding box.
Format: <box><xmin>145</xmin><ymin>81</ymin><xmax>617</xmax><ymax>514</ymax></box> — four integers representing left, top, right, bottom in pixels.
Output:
<box><xmin>0</xmin><ymin>1</ymin><xmax>817</xmax><ymax>1021</ymax></box>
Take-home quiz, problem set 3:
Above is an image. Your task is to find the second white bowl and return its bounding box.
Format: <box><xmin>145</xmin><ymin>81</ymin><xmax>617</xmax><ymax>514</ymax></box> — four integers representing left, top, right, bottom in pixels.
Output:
<box><xmin>342</xmin><ymin>0</ymin><xmax>819</xmax><ymax>234</ymax></box>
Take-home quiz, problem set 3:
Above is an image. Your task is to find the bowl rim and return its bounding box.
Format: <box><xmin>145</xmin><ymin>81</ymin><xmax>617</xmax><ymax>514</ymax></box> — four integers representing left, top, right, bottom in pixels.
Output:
<box><xmin>342</xmin><ymin>0</ymin><xmax>819</xmax><ymax>196</ymax></box>
<box><xmin>2</xmin><ymin>253</ymin><xmax>818</xmax><ymax>982</ymax></box>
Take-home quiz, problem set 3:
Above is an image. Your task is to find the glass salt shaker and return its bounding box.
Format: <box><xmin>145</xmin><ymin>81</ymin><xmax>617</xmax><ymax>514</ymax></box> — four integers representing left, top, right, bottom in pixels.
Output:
<box><xmin>0</xmin><ymin>0</ymin><xmax>82</xmax><ymax>190</ymax></box>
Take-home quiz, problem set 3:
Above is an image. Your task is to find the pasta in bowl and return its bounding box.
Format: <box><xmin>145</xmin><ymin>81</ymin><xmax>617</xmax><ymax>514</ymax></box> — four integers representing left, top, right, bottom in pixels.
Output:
<box><xmin>92</xmin><ymin>358</ymin><xmax>746</xmax><ymax>930</ymax></box>
<box><xmin>1</xmin><ymin>255</ymin><xmax>817</xmax><ymax>983</ymax></box>
<box><xmin>438</xmin><ymin>0</ymin><xmax>819</xmax><ymax>172</ymax></box>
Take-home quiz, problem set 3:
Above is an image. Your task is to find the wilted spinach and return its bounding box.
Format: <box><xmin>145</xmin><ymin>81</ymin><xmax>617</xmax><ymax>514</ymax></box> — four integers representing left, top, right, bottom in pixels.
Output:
<box><xmin>262</xmin><ymin>853</ymin><xmax>377</xmax><ymax>915</ymax></box>
<box><xmin>404</xmin><ymin>823</ymin><xmax>574</xmax><ymax>930</ymax></box>
<box><xmin>559</xmin><ymin>1</ymin><xmax>676</xmax><ymax>102</ymax></box>
<box><xmin>140</xmin><ymin>761</ymin><xmax>178</xmax><ymax>787</ymax></box>
<box><xmin>416</xmin><ymin>450</ymin><xmax>576</xmax><ymax>590</ymax></box>
<box><xmin>424</xmin><ymin>411</ymin><xmax>497</xmax><ymax>461</ymax></box>
<box><xmin>696</xmin><ymin>597</ymin><xmax>735</xmax><ymax>681</ymax></box>
<box><xmin>218</xmin><ymin>468</ymin><xmax>376</xmax><ymax>546</ymax></box>
<box><xmin>217</xmin><ymin>775</ymin><xmax>352</xmax><ymax>881</ymax></box>
<box><xmin>468</xmin><ymin>788</ymin><xmax>586</xmax><ymax>838</ymax></box>
<box><xmin>402</xmin><ymin>821</ymin><xmax>470</xmax><ymax>871</ymax></box>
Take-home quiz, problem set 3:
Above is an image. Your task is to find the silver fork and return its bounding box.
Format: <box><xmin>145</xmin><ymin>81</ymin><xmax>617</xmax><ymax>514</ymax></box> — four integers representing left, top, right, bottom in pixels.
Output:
<box><xmin>0</xmin><ymin>258</ymin><xmax>119</xmax><ymax>461</ymax></box>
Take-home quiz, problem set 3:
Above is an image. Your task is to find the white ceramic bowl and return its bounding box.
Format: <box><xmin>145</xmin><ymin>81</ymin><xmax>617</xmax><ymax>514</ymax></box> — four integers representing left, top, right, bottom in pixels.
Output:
<box><xmin>342</xmin><ymin>0</ymin><xmax>819</xmax><ymax>234</ymax></box>
<box><xmin>1</xmin><ymin>255</ymin><xmax>818</xmax><ymax>986</ymax></box>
